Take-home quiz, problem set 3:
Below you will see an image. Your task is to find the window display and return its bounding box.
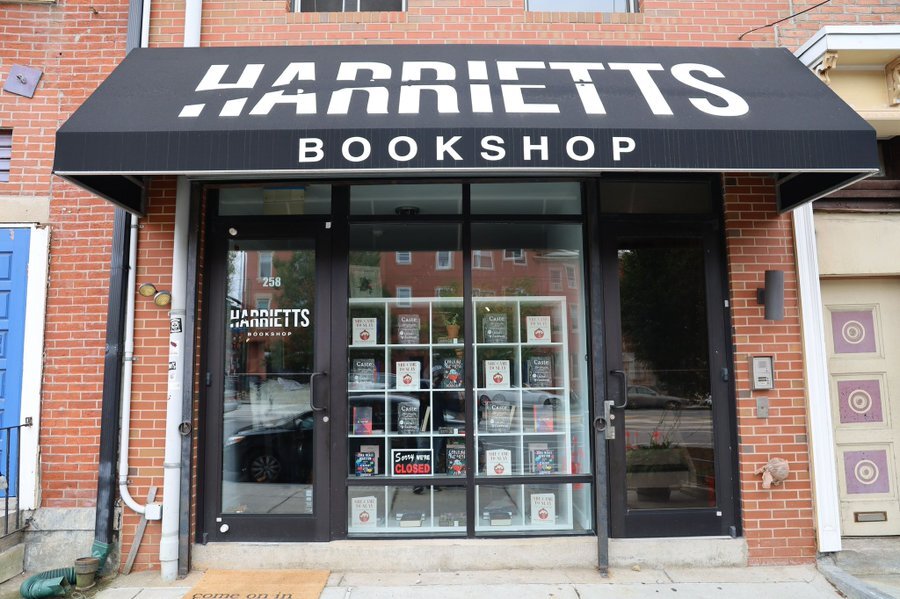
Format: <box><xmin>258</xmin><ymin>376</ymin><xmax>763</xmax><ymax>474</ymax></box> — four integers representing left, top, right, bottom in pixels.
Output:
<box><xmin>346</xmin><ymin>183</ymin><xmax>592</xmax><ymax>537</ymax></box>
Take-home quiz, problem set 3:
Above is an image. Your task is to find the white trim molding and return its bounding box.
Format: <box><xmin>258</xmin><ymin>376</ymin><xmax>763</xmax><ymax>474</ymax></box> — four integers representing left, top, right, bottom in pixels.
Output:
<box><xmin>20</xmin><ymin>225</ymin><xmax>50</xmax><ymax>510</ymax></box>
<box><xmin>793</xmin><ymin>205</ymin><xmax>842</xmax><ymax>553</ymax></box>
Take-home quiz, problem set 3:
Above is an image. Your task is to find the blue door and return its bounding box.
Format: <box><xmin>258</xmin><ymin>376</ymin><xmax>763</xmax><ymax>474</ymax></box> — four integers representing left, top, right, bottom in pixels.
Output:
<box><xmin>0</xmin><ymin>228</ymin><xmax>30</xmax><ymax>497</ymax></box>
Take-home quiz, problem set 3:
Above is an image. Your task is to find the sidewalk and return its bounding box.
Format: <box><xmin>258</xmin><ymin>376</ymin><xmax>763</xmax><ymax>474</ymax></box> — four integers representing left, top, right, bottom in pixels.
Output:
<box><xmin>85</xmin><ymin>565</ymin><xmax>843</xmax><ymax>599</ymax></box>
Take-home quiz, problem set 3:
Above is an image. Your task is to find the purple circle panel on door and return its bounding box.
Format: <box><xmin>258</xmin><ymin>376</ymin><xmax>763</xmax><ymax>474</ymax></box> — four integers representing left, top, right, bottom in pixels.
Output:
<box><xmin>831</xmin><ymin>310</ymin><xmax>877</xmax><ymax>354</ymax></box>
<box><xmin>837</xmin><ymin>380</ymin><xmax>884</xmax><ymax>424</ymax></box>
<box><xmin>843</xmin><ymin>449</ymin><xmax>890</xmax><ymax>494</ymax></box>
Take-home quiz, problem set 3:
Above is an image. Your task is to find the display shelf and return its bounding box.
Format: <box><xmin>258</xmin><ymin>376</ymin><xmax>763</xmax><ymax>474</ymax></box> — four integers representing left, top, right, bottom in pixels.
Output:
<box><xmin>348</xmin><ymin>295</ymin><xmax>574</xmax><ymax>533</ymax></box>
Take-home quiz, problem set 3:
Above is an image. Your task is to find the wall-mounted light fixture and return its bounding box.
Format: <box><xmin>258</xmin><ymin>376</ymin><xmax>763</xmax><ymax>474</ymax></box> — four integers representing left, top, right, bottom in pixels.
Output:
<box><xmin>138</xmin><ymin>282</ymin><xmax>172</xmax><ymax>307</ymax></box>
<box><xmin>756</xmin><ymin>270</ymin><xmax>784</xmax><ymax>321</ymax></box>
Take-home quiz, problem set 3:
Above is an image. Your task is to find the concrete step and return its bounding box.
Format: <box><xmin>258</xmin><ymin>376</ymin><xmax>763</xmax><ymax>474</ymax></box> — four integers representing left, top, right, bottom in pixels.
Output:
<box><xmin>193</xmin><ymin>536</ymin><xmax>748</xmax><ymax>571</ymax></box>
<box><xmin>0</xmin><ymin>535</ymin><xmax>24</xmax><ymax>584</ymax></box>
<box><xmin>833</xmin><ymin>537</ymin><xmax>900</xmax><ymax>576</ymax></box>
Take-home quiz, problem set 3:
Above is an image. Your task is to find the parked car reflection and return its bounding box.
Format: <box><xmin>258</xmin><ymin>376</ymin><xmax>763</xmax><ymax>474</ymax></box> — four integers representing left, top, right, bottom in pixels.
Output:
<box><xmin>224</xmin><ymin>393</ymin><xmax>427</xmax><ymax>483</ymax></box>
<box><xmin>626</xmin><ymin>385</ymin><xmax>693</xmax><ymax>410</ymax></box>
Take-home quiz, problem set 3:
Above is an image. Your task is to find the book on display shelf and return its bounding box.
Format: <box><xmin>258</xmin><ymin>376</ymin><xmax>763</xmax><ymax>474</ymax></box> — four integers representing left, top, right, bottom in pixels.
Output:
<box><xmin>445</xmin><ymin>443</ymin><xmax>466</xmax><ymax>476</ymax></box>
<box><xmin>530</xmin><ymin>493</ymin><xmax>556</xmax><ymax>525</ymax></box>
<box><xmin>353</xmin><ymin>406</ymin><xmax>373</xmax><ymax>435</ymax></box>
<box><xmin>526</xmin><ymin>315</ymin><xmax>552</xmax><ymax>344</ymax></box>
<box><xmin>359</xmin><ymin>444</ymin><xmax>380</xmax><ymax>474</ymax></box>
<box><xmin>482</xmin><ymin>313</ymin><xmax>508</xmax><ymax>343</ymax></box>
<box><xmin>349</xmin><ymin>357</ymin><xmax>378</xmax><ymax>389</ymax></box>
<box><xmin>484</xmin><ymin>359</ymin><xmax>510</xmax><ymax>390</ymax></box>
<box><xmin>352</xmin><ymin>317</ymin><xmax>377</xmax><ymax>346</ymax></box>
<box><xmin>354</xmin><ymin>451</ymin><xmax>376</xmax><ymax>476</ymax></box>
<box><xmin>397</xmin><ymin>314</ymin><xmax>421</xmax><ymax>344</ymax></box>
<box><xmin>397</xmin><ymin>402</ymin><xmax>420</xmax><ymax>434</ymax></box>
<box><xmin>526</xmin><ymin>356</ymin><xmax>553</xmax><ymax>388</ymax></box>
<box><xmin>351</xmin><ymin>495</ymin><xmax>378</xmax><ymax>528</ymax></box>
<box><xmin>532</xmin><ymin>448</ymin><xmax>556</xmax><ymax>474</ymax></box>
<box><xmin>485</xmin><ymin>448</ymin><xmax>512</xmax><ymax>476</ymax></box>
<box><xmin>533</xmin><ymin>404</ymin><xmax>555</xmax><ymax>432</ymax></box>
<box><xmin>399</xmin><ymin>512</ymin><xmax>425</xmax><ymax>527</ymax></box>
<box><xmin>441</xmin><ymin>357</ymin><xmax>464</xmax><ymax>389</ymax></box>
<box><xmin>483</xmin><ymin>394</ymin><xmax>515</xmax><ymax>433</ymax></box>
<box><xmin>395</xmin><ymin>361</ymin><xmax>421</xmax><ymax>391</ymax></box>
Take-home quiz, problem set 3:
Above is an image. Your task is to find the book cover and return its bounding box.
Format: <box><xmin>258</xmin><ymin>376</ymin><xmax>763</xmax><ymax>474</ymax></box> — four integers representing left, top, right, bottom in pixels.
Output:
<box><xmin>533</xmin><ymin>404</ymin><xmax>555</xmax><ymax>432</ymax></box>
<box><xmin>397</xmin><ymin>402</ymin><xmax>420</xmax><ymax>434</ymax></box>
<box><xmin>360</xmin><ymin>444</ymin><xmax>380</xmax><ymax>474</ymax></box>
<box><xmin>353</xmin><ymin>406</ymin><xmax>373</xmax><ymax>435</ymax></box>
<box><xmin>355</xmin><ymin>451</ymin><xmax>376</xmax><ymax>476</ymax></box>
<box><xmin>350</xmin><ymin>357</ymin><xmax>377</xmax><ymax>389</ymax></box>
<box><xmin>438</xmin><ymin>512</ymin><xmax>466</xmax><ymax>527</ymax></box>
<box><xmin>484</xmin><ymin>359</ymin><xmax>510</xmax><ymax>390</ymax></box>
<box><xmin>526</xmin><ymin>315</ymin><xmax>552</xmax><ymax>344</ymax></box>
<box><xmin>399</xmin><ymin>512</ymin><xmax>424</xmax><ymax>527</ymax></box>
<box><xmin>395</xmin><ymin>361</ymin><xmax>421</xmax><ymax>391</ymax></box>
<box><xmin>445</xmin><ymin>443</ymin><xmax>466</xmax><ymax>476</ymax></box>
<box><xmin>526</xmin><ymin>356</ymin><xmax>553</xmax><ymax>387</ymax></box>
<box><xmin>527</xmin><ymin>442</ymin><xmax>547</xmax><ymax>473</ymax></box>
<box><xmin>352</xmin><ymin>317</ymin><xmax>377</xmax><ymax>346</ymax></box>
<box><xmin>482</xmin><ymin>313</ymin><xmax>508</xmax><ymax>343</ymax></box>
<box><xmin>485</xmin><ymin>448</ymin><xmax>512</xmax><ymax>476</ymax></box>
<box><xmin>441</xmin><ymin>357</ymin><xmax>464</xmax><ymax>389</ymax></box>
<box><xmin>397</xmin><ymin>314</ymin><xmax>421</xmax><ymax>344</ymax></box>
<box><xmin>484</xmin><ymin>395</ymin><xmax>515</xmax><ymax>433</ymax></box>
<box><xmin>533</xmin><ymin>448</ymin><xmax>556</xmax><ymax>474</ymax></box>
<box><xmin>351</xmin><ymin>495</ymin><xmax>377</xmax><ymax>528</ymax></box>
<box><xmin>489</xmin><ymin>511</ymin><xmax>512</xmax><ymax>526</ymax></box>
<box><xmin>530</xmin><ymin>492</ymin><xmax>556</xmax><ymax>525</ymax></box>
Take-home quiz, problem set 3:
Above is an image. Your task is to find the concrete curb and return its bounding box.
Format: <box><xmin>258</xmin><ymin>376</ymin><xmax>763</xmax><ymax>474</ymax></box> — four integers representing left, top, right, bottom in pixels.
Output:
<box><xmin>817</xmin><ymin>558</ymin><xmax>896</xmax><ymax>599</ymax></box>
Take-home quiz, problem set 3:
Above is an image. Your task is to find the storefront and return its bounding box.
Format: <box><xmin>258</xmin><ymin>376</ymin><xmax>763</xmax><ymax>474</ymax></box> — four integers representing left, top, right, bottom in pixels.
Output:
<box><xmin>54</xmin><ymin>44</ymin><xmax>877</xmax><ymax>566</ymax></box>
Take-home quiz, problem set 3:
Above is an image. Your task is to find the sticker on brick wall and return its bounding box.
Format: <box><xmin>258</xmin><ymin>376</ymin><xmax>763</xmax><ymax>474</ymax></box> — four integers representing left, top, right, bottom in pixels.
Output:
<box><xmin>843</xmin><ymin>449</ymin><xmax>890</xmax><ymax>494</ymax></box>
<box><xmin>831</xmin><ymin>310</ymin><xmax>877</xmax><ymax>354</ymax></box>
<box><xmin>838</xmin><ymin>380</ymin><xmax>884</xmax><ymax>424</ymax></box>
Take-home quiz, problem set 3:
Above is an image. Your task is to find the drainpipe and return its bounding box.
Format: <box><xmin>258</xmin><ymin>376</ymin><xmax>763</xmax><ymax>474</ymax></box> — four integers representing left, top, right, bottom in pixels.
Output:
<box><xmin>160</xmin><ymin>177</ymin><xmax>190</xmax><ymax>581</ymax></box>
<box><xmin>184</xmin><ymin>0</ymin><xmax>201</xmax><ymax>47</ymax></box>
<box><xmin>118</xmin><ymin>217</ymin><xmax>154</xmax><ymax>515</ymax></box>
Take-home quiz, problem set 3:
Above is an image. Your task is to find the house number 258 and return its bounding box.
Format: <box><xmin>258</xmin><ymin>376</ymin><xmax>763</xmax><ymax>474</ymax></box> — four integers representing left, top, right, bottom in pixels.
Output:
<box><xmin>261</xmin><ymin>277</ymin><xmax>281</xmax><ymax>288</ymax></box>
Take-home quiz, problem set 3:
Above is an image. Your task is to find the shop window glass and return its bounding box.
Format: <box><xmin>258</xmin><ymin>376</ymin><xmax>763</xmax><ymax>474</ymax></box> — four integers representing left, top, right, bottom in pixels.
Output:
<box><xmin>0</xmin><ymin>130</ymin><xmax>11</xmax><ymax>183</ymax></box>
<box><xmin>527</xmin><ymin>0</ymin><xmax>636</xmax><ymax>11</ymax></box>
<box><xmin>218</xmin><ymin>185</ymin><xmax>332</xmax><ymax>216</ymax></box>
<box><xmin>472</xmin><ymin>182</ymin><xmax>580</xmax><ymax>215</ymax></box>
<box><xmin>599</xmin><ymin>180</ymin><xmax>712</xmax><ymax>214</ymax></box>
<box><xmin>296</xmin><ymin>0</ymin><xmax>404</xmax><ymax>12</ymax></box>
<box><xmin>351</xmin><ymin>184</ymin><xmax>461</xmax><ymax>215</ymax></box>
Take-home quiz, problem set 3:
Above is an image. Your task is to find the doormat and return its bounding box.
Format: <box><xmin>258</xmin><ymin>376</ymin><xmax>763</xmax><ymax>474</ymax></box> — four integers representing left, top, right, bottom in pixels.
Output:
<box><xmin>184</xmin><ymin>569</ymin><xmax>330</xmax><ymax>599</ymax></box>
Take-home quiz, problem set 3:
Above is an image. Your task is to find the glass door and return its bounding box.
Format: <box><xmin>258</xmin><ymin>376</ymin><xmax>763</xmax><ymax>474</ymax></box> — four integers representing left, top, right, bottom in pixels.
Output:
<box><xmin>204</xmin><ymin>219</ymin><xmax>332</xmax><ymax>541</ymax></box>
<box><xmin>601</xmin><ymin>222</ymin><xmax>736</xmax><ymax>538</ymax></box>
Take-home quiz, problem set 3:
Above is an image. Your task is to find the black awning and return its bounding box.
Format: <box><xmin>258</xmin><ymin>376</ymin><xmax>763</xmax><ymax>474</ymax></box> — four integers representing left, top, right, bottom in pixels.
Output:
<box><xmin>54</xmin><ymin>44</ymin><xmax>878</xmax><ymax>215</ymax></box>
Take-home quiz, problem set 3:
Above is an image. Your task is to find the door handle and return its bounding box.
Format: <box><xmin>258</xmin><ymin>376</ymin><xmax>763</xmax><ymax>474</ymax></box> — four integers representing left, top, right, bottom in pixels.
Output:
<box><xmin>609</xmin><ymin>369</ymin><xmax>628</xmax><ymax>409</ymax></box>
<box><xmin>309</xmin><ymin>371</ymin><xmax>328</xmax><ymax>412</ymax></box>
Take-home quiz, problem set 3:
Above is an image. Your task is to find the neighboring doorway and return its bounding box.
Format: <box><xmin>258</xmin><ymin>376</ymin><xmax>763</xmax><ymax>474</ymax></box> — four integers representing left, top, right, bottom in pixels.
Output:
<box><xmin>203</xmin><ymin>217</ymin><xmax>333</xmax><ymax>541</ymax></box>
<box><xmin>0</xmin><ymin>227</ymin><xmax>30</xmax><ymax>497</ymax></box>
<box><xmin>823</xmin><ymin>278</ymin><xmax>900</xmax><ymax>535</ymax></box>
<box><xmin>601</xmin><ymin>221</ymin><xmax>737</xmax><ymax>537</ymax></box>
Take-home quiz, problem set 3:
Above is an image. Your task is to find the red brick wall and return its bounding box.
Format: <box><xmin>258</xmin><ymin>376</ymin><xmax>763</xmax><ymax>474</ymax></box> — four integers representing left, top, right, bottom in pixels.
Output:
<box><xmin>723</xmin><ymin>175</ymin><xmax>816</xmax><ymax>564</ymax></box>
<box><xmin>0</xmin><ymin>0</ymin><xmax>128</xmax><ymax>507</ymax></box>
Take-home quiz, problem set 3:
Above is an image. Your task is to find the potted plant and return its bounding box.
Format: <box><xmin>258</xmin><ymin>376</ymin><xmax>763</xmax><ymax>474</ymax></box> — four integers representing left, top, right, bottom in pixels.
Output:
<box><xmin>443</xmin><ymin>311</ymin><xmax>461</xmax><ymax>340</ymax></box>
<box><xmin>625</xmin><ymin>430</ymin><xmax>692</xmax><ymax>501</ymax></box>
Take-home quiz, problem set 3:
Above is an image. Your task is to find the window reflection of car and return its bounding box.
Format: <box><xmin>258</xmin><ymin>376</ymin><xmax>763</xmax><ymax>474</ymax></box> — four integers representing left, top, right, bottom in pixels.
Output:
<box><xmin>626</xmin><ymin>385</ymin><xmax>691</xmax><ymax>410</ymax></box>
<box><xmin>225</xmin><ymin>393</ymin><xmax>424</xmax><ymax>484</ymax></box>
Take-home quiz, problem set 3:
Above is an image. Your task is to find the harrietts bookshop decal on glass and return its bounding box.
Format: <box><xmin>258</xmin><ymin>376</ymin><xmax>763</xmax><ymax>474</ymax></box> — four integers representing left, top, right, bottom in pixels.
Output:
<box><xmin>229</xmin><ymin>308</ymin><xmax>310</xmax><ymax>337</ymax></box>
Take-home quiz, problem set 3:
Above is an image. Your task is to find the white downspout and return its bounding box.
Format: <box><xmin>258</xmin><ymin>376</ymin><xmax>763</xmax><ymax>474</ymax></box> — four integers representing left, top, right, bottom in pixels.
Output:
<box><xmin>159</xmin><ymin>0</ymin><xmax>202</xmax><ymax>576</ymax></box>
<box><xmin>118</xmin><ymin>217</ymin><xmax>148</xmax><ymax>515</ymax></box>
<box><xmin>160</xmin><ymin>177</ymin><xmax>190</xmax><ymax>580</ymax></box>
<box><xmin>140</xmin><ymin>0</ymin><xmax>151</xmax><ymax>47</ymax></box>
<box><xmin>184</xmin><ymin>0</ymin><xmax>202</xmax><ymax>47</ymax></box>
